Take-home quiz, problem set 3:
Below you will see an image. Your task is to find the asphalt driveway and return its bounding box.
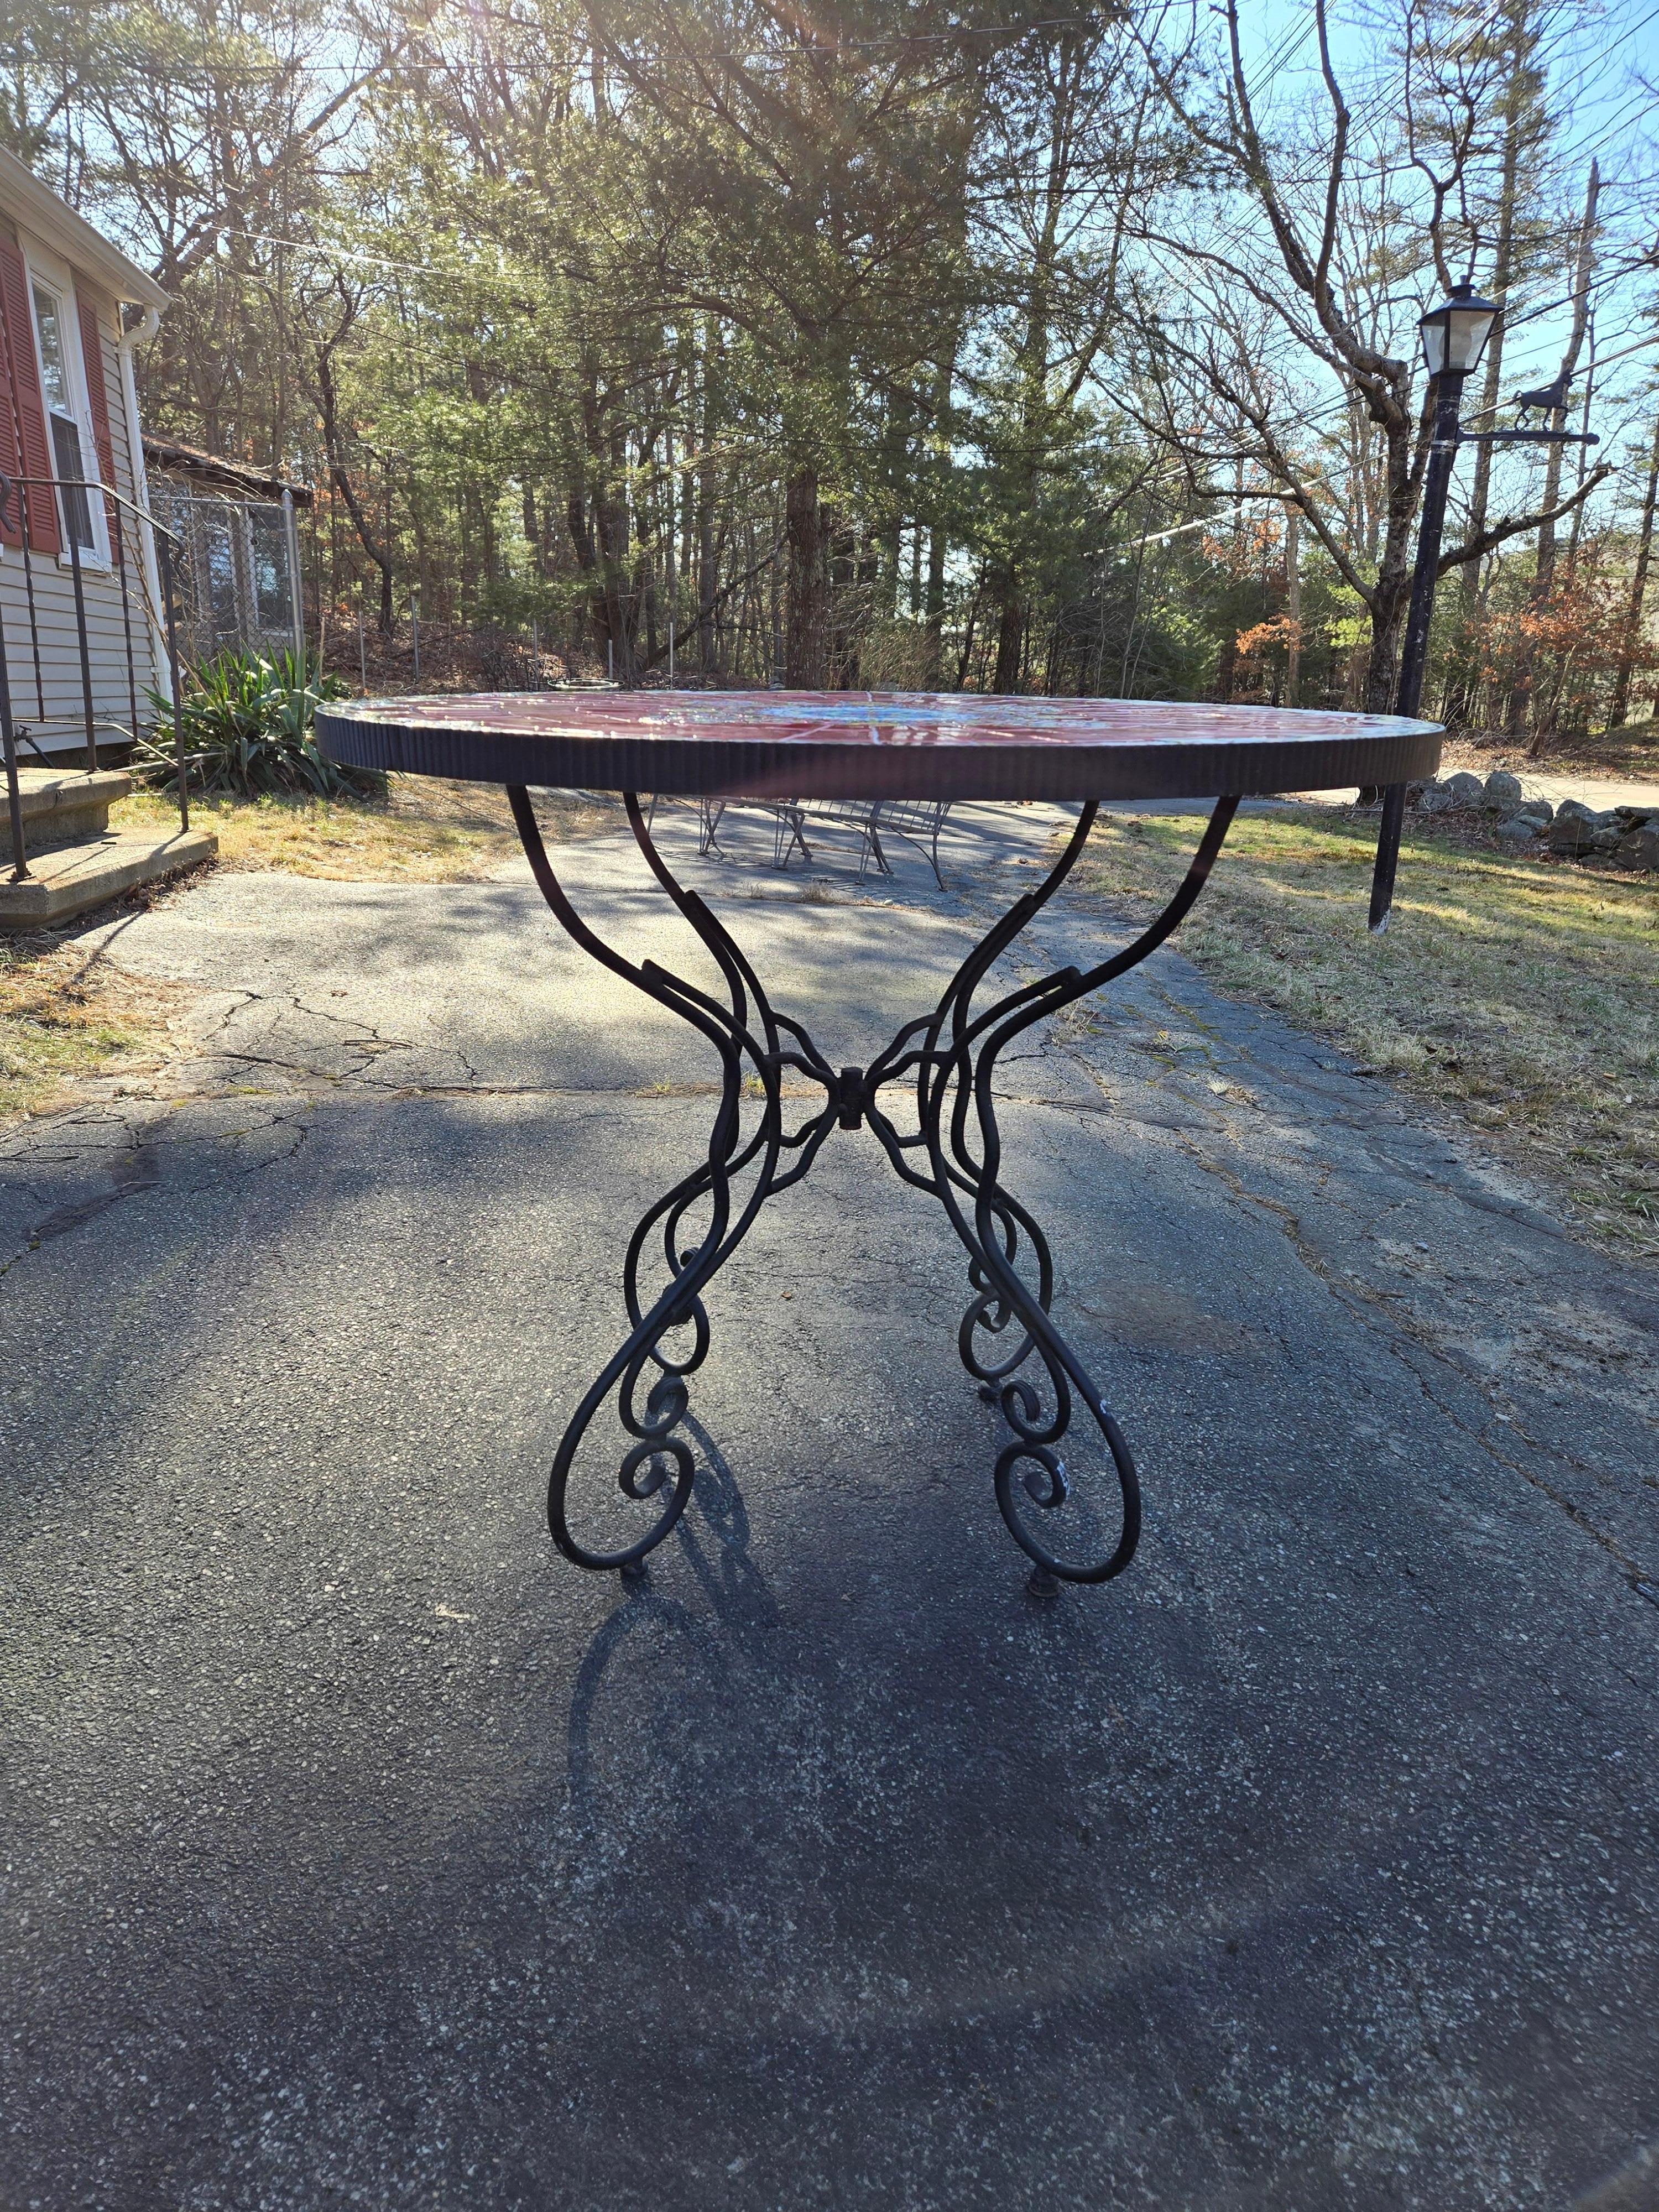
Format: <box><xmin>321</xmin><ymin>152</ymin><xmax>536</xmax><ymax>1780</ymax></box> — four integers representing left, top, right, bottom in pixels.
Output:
<box><xmin>2</xmin><ymin>801</ymin><xmax>1656</xmax><ymax>2210</ymax></box>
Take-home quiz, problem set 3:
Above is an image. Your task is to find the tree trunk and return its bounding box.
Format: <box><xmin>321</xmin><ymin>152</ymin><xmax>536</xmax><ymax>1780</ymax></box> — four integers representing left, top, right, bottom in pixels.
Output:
<box><xmin>1608</xmin><ymin>408</ymin><xmax>1659</xmax><ymax>728</ymax></box>
<box><xmin>785</xmin><ymin>465</ymin><xmax>831</xmax><ymax>688</ymax></box>
<box><xmin>1515</xmin><ymin>161</ymin><xmax>1600</xmax><ymax>747</ymax></box>
<box><xmin>1361</xmin><ymin>401</ymin><xmax>1426</xmax><ymax>718</ymax></box>
<box><xmin>829</xmin><ymin>518</ymin><xmax>868</xmax><ymax>687</ymax></box>
<box><xmin>1365</xmin><ymin>593</ymin><xmax>1407</xmax><ymax>713</ymax></box>
<box><xmin>955</xmin><ymin>569</ymin><xmax>984</xmax><ymax>689</ymax></box>
<box><xmin>1354</xmin><ymin>566</ymin><xmax>1409</xmax><ymax>801</ymax></box>
<box><xmin>879</xmin><ymin>392</ymin><xmax>910</xmax><ymax>618</ymax></box>
<box><xmin>990</xmin><ymin>566</ymin><xmax>1022</xmax><ymax>693</ymax></box>
<box><xmin>922</xmin><ymin>352</ymin><xmax>953</xmax><ymax>687</ymax></box>
<box><xmin>925</xmin><ymin>525</ymin><xmax>946</xmax><ymax>684</ymax></box>
<box><xmin>523</xmin><ymin>484</ymin><xmax>544</xmax><ymax>578</ymax></box>
<box><xmin>662</xmin><ymin>428</ymin><xmax>676</xmax><ymax>612</ymax></box>
<box><xmin>564</xmin><ymin>478</ymin><xmax>598</xmax><ymax>654</ymax></box>
<box><xmin>697</xmin><ymin>467</ymin><xmax>717</xmax><ymax>672</ymax></box>
<box><xmin>592</xmin><ymin>424</ymin><xmax>637</xmax><ymax>681</ymax></box>
<box><xmin>315</xmin><ymin>344</ymin><xmax>394</xmax><ymax>634</ymax></box>
<box><xmin>697</xmin><ymin>325</ymin><xmax>720</xmax><ymax>672</ymax></box>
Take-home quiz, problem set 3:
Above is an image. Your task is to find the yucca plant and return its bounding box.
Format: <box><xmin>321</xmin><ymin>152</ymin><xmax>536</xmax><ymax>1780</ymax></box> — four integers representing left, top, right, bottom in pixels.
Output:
<box><xmin>138</xmin><ymin>649</ymin><xmax>383</xmax><ymax>799</ymax></box>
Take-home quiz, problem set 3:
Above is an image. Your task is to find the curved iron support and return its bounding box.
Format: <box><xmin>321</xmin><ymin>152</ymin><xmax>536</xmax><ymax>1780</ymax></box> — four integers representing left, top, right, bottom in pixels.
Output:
<box><xmin>953</xmin><ymin>801</ymin><xmax>1238</xmax><ymax>1582</ymax></box>
<box><xmin>508</xmin><ymin>786</ymin><xmax>837</xmax><ymax>1573</ymax></box>
<box><xmin>509</xmin><ymin>786</ymin><xmax>1239</xmax><ymax>1589</ymax></box>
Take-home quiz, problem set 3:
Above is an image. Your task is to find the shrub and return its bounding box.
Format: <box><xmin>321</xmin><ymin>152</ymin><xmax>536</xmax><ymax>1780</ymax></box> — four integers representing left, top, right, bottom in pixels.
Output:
<box><xmin>138</xmin><ymin>649</ymin><xmax>384</xmax><ymax>800</ymax></box>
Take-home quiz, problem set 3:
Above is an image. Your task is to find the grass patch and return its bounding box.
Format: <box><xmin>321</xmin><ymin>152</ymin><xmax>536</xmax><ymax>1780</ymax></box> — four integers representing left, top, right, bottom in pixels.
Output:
<box><xmin>111</xmin><ymin>776</ymin><xmax>607</xmax><ymax>882</ymax></box>
<box><xmin>0</xmin><ymin>934</ymin><xmax>193</xmax><ymax>1122</ymax></box>
<box><xmin>1076</xmin><ymin>806</ymin><xmax>1659</xmax><ymax>1255</ymax></box>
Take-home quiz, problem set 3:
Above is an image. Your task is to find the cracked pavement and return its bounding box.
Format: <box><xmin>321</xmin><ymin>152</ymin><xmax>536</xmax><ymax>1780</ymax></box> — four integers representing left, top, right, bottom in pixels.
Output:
<box><xmin>2</xmin><ymin>799</ymin><xmax>1656</xmax><ymax>2210</ymax></box>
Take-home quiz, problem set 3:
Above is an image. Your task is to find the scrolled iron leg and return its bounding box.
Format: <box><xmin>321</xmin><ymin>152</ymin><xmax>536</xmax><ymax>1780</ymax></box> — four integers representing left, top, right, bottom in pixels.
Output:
<box><xmin>539</xmin><ymin>968</ymin><xmax>771</xmax><ymax>1573</ymax></box>
<box><xmin>509</xmin><ymin>785</ymin><xmax>825</xmax><ymax>1575</ymax></box>
<box><xmin>875</xmin><ymin>796</ymin><xmax>1240</xmax><ymax>1585</ymax></box>
<box><xmin>545</xmin><ymin>1165</ymin><xmax>755</xmax><ymax>1574</ymax></box>
<box><xmin>921</xmin><ymin>1051</ymin><xmax>1143</xmax><ymax>1585</ymax></box>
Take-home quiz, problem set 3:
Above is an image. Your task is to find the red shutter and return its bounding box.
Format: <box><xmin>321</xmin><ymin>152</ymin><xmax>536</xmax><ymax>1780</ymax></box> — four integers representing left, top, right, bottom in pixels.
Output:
<box><xmin>0</xmin><ymin>233</ymin><xmax>61</xmax><ymax>555</ymax></box>
<box><xmin>77</xmin><ymin>292</ymin><xmax>119</xmax><ymax>544</ymax></box>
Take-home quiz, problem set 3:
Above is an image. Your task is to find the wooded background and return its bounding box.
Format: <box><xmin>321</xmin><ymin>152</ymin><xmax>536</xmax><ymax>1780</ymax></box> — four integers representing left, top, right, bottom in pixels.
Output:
<box><xmin>7</xmin><ymin>0</ymin><xmax>1658</xmax><ymax>745</ymax></box>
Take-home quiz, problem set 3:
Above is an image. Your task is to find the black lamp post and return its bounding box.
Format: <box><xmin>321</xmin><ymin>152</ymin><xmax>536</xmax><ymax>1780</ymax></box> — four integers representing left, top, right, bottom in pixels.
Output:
<box><xmin>1368</xmin><ymin>283</ymin><xmax>1500</xmax><ymax>932</ymax></box>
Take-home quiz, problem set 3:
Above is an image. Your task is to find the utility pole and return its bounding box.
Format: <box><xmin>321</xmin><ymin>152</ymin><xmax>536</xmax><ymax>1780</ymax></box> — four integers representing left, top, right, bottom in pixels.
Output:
<box><xmin>1507</xmin><ymin>160</ymin><xmax>1599</xmax><ymax>740</ymax></box>
<box><xmin>1284</xmin><ymin>506</ymin><xmax>1302</xmax><ymax>708</ymax></box>
<box><xmin>1609</xmin><ymin>407</ymin><xmax>1659</xmax><ymax>728</ymax></box>
<box><xmin>1447</xmin><ymin>2</ymin><xmax>1537</xmax><ymax>724</ymax></box>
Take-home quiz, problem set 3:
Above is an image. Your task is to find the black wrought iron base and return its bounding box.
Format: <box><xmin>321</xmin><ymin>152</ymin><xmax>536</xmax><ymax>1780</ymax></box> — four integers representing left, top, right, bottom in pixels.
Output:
<box><xmin>508</xmin><ymin>787</ymin><xmax>1239</xmax><ymax>1589</ymax></box>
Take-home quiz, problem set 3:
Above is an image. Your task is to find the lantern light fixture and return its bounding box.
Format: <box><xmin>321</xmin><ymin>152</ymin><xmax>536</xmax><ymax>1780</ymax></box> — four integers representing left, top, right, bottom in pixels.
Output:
<box><xmin>1418</xmin><ymin>283</ymin><xmax>1501</xmax><ymax>379</ymax></box>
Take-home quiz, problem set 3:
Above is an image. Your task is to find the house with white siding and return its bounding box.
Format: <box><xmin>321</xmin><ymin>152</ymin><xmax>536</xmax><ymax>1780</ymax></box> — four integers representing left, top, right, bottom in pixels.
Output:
<box><xmin>1</xmin><ymin>150</ymin><xmax>215</xmax><ymax>922</ymax></box>
<box><xmin>0</xmin><ymin>145</ymin><xmax>171</xmax><ymax>764</ymax></box>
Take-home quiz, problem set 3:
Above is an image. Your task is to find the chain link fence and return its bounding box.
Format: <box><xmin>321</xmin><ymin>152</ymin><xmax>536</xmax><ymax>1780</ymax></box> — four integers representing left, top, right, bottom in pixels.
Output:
<box><xmin>148</xmin><ymin>483</ymin><xmax>303</xmax><ymax>668</ymax></box>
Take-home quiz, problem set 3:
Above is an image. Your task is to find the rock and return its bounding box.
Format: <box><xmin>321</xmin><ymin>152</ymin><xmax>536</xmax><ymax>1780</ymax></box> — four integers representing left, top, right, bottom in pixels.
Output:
<box><xmin>1614</xmin><ymin>827</ymin><xmax>1659</xmax><ymax>872</ymax></box>
<box><xmin>1483</xmin><ymin>770</ymin><xmax>1525</xmax><ymax>813</ymax></box>
<box><xmin>1494</xmin><ymin>816</ymin><xmax>1544</xmax><ymax>843</ymax></box>
<box><xmin>1446</xmin><ymin>771</ymin><xmax>1486</xmax><ymax>810</ymax></box>
<box><xmin>1521</xmin><ymin>799</ymin><xmax>1554</xmax><ymax>828</ymax></box>
<box><xmin>1551</xmin><ymin>805</ymin><xmax>1625</xmax><ymax>857</ymax></box>
<box><xmin>1417</xmin><ymin>781</ymin><xmax>1457</xmax><ymax>814</ymax></box>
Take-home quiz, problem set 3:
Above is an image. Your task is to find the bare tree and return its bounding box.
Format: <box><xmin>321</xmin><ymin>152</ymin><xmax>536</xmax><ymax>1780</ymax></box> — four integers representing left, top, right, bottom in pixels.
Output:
<box><xmin>1124</xmin><ymin>0</ymin><xmax>1610</xmax><ymax>711</ymax></box>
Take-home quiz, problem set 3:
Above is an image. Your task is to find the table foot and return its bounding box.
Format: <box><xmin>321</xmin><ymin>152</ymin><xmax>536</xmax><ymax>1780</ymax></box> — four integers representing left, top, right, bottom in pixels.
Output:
<box><xmin>509</xmin><ymin>785</ymin><xmax>1238</xmax><ymax>1590</ymax></box>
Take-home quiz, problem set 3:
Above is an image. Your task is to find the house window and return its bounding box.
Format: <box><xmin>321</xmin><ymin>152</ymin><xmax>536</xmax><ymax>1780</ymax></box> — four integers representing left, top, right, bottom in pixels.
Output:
<box><xmin>30</xmin><ymin>280</ymin><xmax>96</xmax><ymax>554</ymax></box>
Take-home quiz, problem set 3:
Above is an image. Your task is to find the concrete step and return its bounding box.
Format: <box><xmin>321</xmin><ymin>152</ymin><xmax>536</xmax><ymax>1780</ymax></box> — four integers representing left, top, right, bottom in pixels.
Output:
<box><xmin>0</xmin><ymin>826</ymin><xmax>217</xmax><ymax>928</ymax></box>
<box><xmin>4</xmin><ymin>768</ymin><xmax>133</xmax><ymax>853</ymax></box>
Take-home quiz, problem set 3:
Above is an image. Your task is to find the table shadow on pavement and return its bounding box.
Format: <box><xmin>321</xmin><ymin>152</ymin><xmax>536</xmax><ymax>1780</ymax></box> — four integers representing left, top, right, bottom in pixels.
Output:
<box><xmin>3</xmin><ymin>1067</ymin><xmax>1657</xmax><ymax>2212</ymax></box>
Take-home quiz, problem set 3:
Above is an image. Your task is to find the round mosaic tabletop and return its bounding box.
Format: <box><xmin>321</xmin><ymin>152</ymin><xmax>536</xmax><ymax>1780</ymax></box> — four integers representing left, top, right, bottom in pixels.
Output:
<box><xmin>316</xmin><ymin>690</ymin><xmax>1441</xmax><ymax>803</ymax></box>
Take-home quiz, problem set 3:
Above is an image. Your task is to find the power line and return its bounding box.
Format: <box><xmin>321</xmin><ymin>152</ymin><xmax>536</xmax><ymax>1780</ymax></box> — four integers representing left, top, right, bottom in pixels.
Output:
<box><xmin>25</xmin><ymin>12</ymin><xmax>1113</xmax><ymax>82</ymax></box>
<box><xmin>214</xmin><ymin>225</ymin><xmax>511</xmax><ymax>283</ymax></box>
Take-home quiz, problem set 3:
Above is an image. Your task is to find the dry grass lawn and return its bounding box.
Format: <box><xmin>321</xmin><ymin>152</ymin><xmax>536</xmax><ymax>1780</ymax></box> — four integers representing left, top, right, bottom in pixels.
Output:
<box><xmin>1442</xmin><ymin>716</ymin><xmax>1659</xmax><ymax>786</ymax></box>
<box><xmin>0</xmin><ymin>934</ymin><xmax>194</xmax><ymax>1121</ymax></box>
<box><xmin>1077</xmin><ymin>807</ymin><xmax>1659</xmax><ymax>1256</ymax></box>
<box><xmin>2</xmin><ymin>775</ymin><xmax>609</xmax><ymax>1124</ymax></box>
<box><xmin>112</xmin><ymin>774</ymin><xmax>607</xmax><ymax>881</ymax></box>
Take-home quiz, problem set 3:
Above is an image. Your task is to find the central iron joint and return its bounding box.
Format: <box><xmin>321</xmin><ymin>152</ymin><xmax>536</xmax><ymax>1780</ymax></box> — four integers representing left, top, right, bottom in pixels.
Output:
<box><xmin>834</xmin><ymin>1065</ymin><xmax>867</xmax><ymax>1130</ymax></box>
<box><xmin>505</xmin><ymin>782</ymin><xmax>1241</xmax><ymax>1592</ymax></box>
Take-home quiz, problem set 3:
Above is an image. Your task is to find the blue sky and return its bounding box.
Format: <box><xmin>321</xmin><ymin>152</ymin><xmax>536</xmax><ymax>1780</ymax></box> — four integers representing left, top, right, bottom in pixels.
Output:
<box><xmin>1229</xmin><ymin>0</ymin><xmax>1659</xmax><ymax>505</ymax></box>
